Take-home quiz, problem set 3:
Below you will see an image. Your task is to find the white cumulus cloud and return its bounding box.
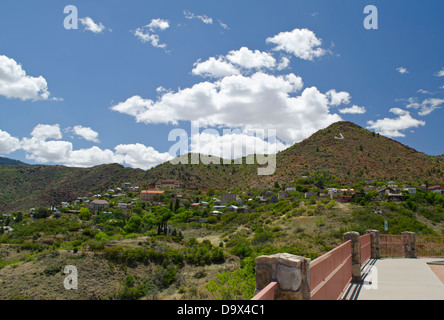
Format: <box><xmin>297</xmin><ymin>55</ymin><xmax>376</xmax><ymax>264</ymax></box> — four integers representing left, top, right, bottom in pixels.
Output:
<box><xmin>72</xmin><ymin>125</ymin><xmax>100</xmax><ymax>143</ymax></box>
<box><xmin>326</xmin><ymin>89</ymin><xmax>351</xmax><ymax>106</ymax></box>
<box><xmin>115</xmin><ymin>143</ymin><xmax>173</xmax><ymax>170</ymax></box>
<box><xmin>190</xmin><ymin>131</ymin><xmax>288</xmax><ymax>160</ymax></box>
<box><xmin>0</xmin><ymin>129</ymin><xmax>21</xmax><ymax>154</ymax></box>
<box><xmin>339</xmin><ymin>105</ymin><xmax>367</xmax><ymax>114</ymax></box>
<box><xmin>30</xmin><ymin>124</ymin><xmax>63</xmax><ymax>140</ymax></box>
<box><xmin>226</xmin><ymin>47</ymin><xmax>277</xmax><ymax>70</ymax></box>
<box><xmin>64</xmin><ymin>146</ymin><xmax>121</xmax><ymax>168</ymax></box>
<box><xmin>0</xmin><ymin>55</ymin><xmax>52</xmax><ymax>101</ymax></box>
<box><xmin>366</xmin><ymin>108</ymin><xmax>426</xmax><ymax>138</ymax></box>
<box><xmin>111</xmin><ymin>71</ymin><xmax>344</xmax><ymax>145</ymax></box>
<box><xmin>266</xmin><ymin>28</ymin><xmax>327</xmax><ymax>61</ymax></box>
<box><xmin>1</xmin><ymin>124</ymin><xmax>171</xmax><ymax>170</ymax></box>
<box><xmin>192</xmin><ymin>57</ymin><xmax>240</xmax><ymax>78</ymax></box>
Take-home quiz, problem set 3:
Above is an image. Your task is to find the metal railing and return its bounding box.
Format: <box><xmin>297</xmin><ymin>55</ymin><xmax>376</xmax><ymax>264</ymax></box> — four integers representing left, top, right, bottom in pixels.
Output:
<box><xmin>360</xmin><ymin>233</ymin><xmax>371</xmax><ymax>264</ymax></box>
<box><xmin>380</xmin><ymin>234</ymin><xmax>405</xmax><ymax>258</ymax></box>
<box><xmin>251</xmin><ymin>282</ymin><xmax>278</xmax><ymax>300</ymax></box>
<box><xmin>251</xmin><ymin>232</ymin><xmax>444</xmax><ymax>300</ymax></box>
<box><xmin>417</xmin><ymin>236</ymin><xmax>444</xmax><ymax>258</ymax></box>
<box><xmin>309</xmin><ymin>240</ymin><xmax>352</xmax><ymax>300</ymax></box>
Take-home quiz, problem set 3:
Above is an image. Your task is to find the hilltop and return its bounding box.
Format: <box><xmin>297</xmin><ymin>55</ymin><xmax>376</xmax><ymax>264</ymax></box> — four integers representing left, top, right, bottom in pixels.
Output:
<box><xmin>256</xmin><ymin>121</ymin><xmax>443</xmax><ymax>186</ymax></box>
<box><xmin>0</xmin><ymin>121</ymin><xmax>443</xmax><ymax>211</ymax></box>
<box><xmin>0</xmin><ymin>157</ymin><xmax>30</xmax><ymax>166</ymax></box>
<box><xmin>0</xmin><ymin>164</ymin><xmax>145</xmax><ymax>212</ymax></box>
<box><xmin>143</xmin><ymin>121</ymin><xmax>443</xmax><ymax>188</ymax></box>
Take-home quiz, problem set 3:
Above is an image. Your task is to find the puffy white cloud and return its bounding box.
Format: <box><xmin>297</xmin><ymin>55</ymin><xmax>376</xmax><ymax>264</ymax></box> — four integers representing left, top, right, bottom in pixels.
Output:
<box><xmin>79</xmin><ymin>17</ymin><xmax>109</xmax><ymax>33</ymax></box>
<box><xmin>147</xmin><ymin>18</ymin><xmax>170</xmax><ymax>31</ymax></box>
<box><xmin>21</xmin><ymin>137</ymin><xmax>73</xmax><ymax>163</ymax></box>
<box><xmin>266</xmin><ymin>28</ymin><xmax>327</xmax><ymax>61</ymax></box>
<box><xmin>226</xmin><ymin>47</ymin><xmax>277</xmax><ymax>70</ymax></box>
<box><xmin>339</xmin><ymin>105</ymin><xmax>367</xmax><ymax>114</ymax></box>
<box><xmin>72</xmin><ymin>125</ymin><xmax>100</xmax><ymax>143</ymax></box>
<box><xmin>190</xmin><ymin>130</ymin><xmax>288</xmax><ymax>160</ymax></box>
<box><xmin>111</xmin><ymin>71</ymin><xmax>344</xmax><ymax>145</ymax></box>
<box><xmin>326</xmin><ymin>89</ymin><xmax>351</xmax><ymax>106</ymax></box>
<box><xmin>30</xmin><ymin>124</ymin><xmax>62</xmax><ymax>140</ymax></box>
<box><xmin>0</xmin><ymin>129</ymin><xmax>21</xmax><ymax>154</ymax></box>
<box><xmin>0</xmin><ymin>55</ymin><xmax>52</xmax><ymax>101</ymax></box>
<box><xmin>366</xmin><ymin>108</ymin><xmax>426</xmax><ymax>137</ymax></box>
<box><xmin>192</xmin><ymin>57</ymin><xmax>240</xmax><ymax>78</ymax></box>
<box><xmin>192</xmin><ymin>47</ymin><xmax>279</xmax><ymax>79</ymax></box>
<box><xmin>277</xmin><ymin>56</ymin><xmax>291</xmax><ymax>71</ymax></box>
<box><xmin>0</xmin><ymin>124</ymin><xmax>173</xmax><ymax>170</ymax></box>
<box><xmin>64</xmin><ymin>146</ymin><xmax>121</xmax><ymax>168</ymax></box>
<box><xmin>110</xmin><ymin>95</ymin><xmax>153</xmax><ymax>119</ymax></box>
<box><xmin>114</xmin><ymin>143</ymin><xmax>173</xmax><ymax>170</ymax></box>
<box><xmin>396</xmin><ymin>67</ymin><xmax>409</xmax><ymax>74</ymax></box>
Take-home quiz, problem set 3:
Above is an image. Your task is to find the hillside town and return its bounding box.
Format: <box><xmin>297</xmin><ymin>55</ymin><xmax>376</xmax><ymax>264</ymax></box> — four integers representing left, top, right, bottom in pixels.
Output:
<box><xmin>3</xmin><ymin>178</ymin><xmax>443</xmax><ymax>234</ymax></box>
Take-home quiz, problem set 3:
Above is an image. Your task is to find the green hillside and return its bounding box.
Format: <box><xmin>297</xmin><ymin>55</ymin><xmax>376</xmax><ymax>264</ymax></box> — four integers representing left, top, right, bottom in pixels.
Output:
<box><xmin>0</xmin><ymin>121</ymin><xmax>443</xmax><ymax>212</ymax></box>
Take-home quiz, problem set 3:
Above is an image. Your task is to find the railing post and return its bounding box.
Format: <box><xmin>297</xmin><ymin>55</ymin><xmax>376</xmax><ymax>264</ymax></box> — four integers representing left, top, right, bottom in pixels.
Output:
<box><xmin>255</xmin><ymin>253</ymin><xmax>311</xmax><ymax>300</ymax></box>
<box><xmin>402</xmin><ymin>232</ymin><xmax>417</xmax><ymax>258</ymax></box>
<box><xmin>343</xmin><ymin>231</ymin><xmax>362</xmax><ymax>282</ymax></box>
<box><xmin>366</xmin><ymin>229</ymin><xmax>380</xmax><ymax>259</ymax></box>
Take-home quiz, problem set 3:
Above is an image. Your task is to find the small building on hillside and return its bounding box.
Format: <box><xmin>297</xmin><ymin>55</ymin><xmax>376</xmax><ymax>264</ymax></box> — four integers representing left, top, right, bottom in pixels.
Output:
<box><xmin>220</xmin><ymin>193</ymin><xmax>240</xmax><ymax>205</ymax></box>
<box><xmin>155</xmin><ymin>180</ymin><xmax>184</xmax><ymax>190</ymax></box>
<box><xmin>388</xmin><ymin>194</ymin><xmax>405</xmax><ymax>202</ymax></box>
<box><xmin>377</xmin><ymin>186</ymin><xmax>400</xmax><ymax>196</ymax></box>
<box><xmin>336</xmin><ymin>195</ymin><xmax>354</xmax><ymax>203</ymax></box>
<box><xmin>428</xmin><ymin>184</ymin><xmax>444</xmax><ymax>195</ymax></box>
<box><xmin>140</xmin><ymin>190</ymin><xmax>165</xmax><ymax>202</ymax></box>
<box><xmin>403</xmin><ymin>187</ymin><xmax>417</xmax><ymax>196</ymax></box>
<box><xmin>278</xmin><ymin>191</ymin><xmax>289</xmax><ymax>200</ymax></box>
<box><xmin>89</xmin><ymin>199</ymin><xmax>109</xmax><ymax>212</ymax></box>
<box><xmin>117</xmin><ymin>202</ymin><xmax>133</xmax><ymax>211</ymax></box>
<box><xmin>304</xmin><ymin>192</ymin><xmax>318</xmax><ymax>199</ymax></box>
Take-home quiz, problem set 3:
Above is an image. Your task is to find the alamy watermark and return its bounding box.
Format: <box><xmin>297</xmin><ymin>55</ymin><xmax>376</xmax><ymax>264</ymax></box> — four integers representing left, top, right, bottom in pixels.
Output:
<box><xmin>364</xmin><ymin>5</ymin><xmax>378</xmax><ymax>30</ymax></box>
<box><xmin>63</xmin><ymin>265</ymin><xmax>78</xmax><ymax>290</ymax></box>
<box><xmin>363</xmin><ymin>266</ymin><xmax>378</xmax><ymax>290</ymax></box>
<box><xmin>168</xmin><ymin>121</ymin><xmax>277</xmax><ymax>176</ymax></box>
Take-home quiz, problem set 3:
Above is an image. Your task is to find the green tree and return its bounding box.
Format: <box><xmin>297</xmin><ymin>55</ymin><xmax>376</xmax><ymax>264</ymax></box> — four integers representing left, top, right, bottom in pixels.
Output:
<box><xmin>124</xmin><ymin>215</ymin><xmax>143</xmax><ymax>234</ymax></box>
<box><xmin>205</xmin><ymin>257</ymin><xmax>256</xmax><ymax>300</ymax></box>
<box><xmin>79</xmin><ymin>208</ymin><xmax>92</xmax><ymax>221</ymax></box>
<box><xmin>34</xmin><ymin>207</ymin><xmax>51</xmax><ymax>219</ymax></box>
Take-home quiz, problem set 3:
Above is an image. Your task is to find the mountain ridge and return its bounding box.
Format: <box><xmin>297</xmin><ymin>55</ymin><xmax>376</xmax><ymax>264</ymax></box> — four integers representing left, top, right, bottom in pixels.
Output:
<box><xmin>0</xmin><ymin>121</ymin><xmax>442</xmax><ymax>211</ymax></box>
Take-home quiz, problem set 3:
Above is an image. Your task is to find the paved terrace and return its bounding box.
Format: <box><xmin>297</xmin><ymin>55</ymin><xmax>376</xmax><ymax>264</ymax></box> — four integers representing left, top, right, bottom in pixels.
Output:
<box><xmin>342</xmin><ymin>258</ymin><xmax>444</xmax><ymax>300</ymax></box>
<box><xmin>252</xmin><ymin>231</ymin><xmax>444</xmax><ymax>300</ymax></box>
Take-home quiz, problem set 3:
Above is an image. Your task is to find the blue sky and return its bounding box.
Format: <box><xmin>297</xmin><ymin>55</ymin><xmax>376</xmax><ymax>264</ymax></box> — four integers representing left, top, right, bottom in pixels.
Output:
<box><xmin>0</xmin><ymin>0</ymin><xmax>443</xmax><ymax>169</ymax></box>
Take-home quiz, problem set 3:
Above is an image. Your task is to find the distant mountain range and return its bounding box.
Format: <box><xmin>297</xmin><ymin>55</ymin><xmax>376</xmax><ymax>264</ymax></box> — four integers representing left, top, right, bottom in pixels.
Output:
<box><xmin>0</xmin><ymin>157</ymin><xmax>30</xmax><ymax>166</ymax></box>
<box><xmin>0</xmin><ymin>121</ymin><xmax>443</xmax><ymax>211</ymax></box>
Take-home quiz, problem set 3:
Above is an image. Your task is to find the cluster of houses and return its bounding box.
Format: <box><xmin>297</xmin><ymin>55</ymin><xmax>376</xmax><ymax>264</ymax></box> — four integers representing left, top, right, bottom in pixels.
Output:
<box><xmin>15</xmin><ymin>178</ymin><xmax>444</xmax><ymax>226</ymax></box>
<box><xmin>316</xmin><ymin>182</ymin><xmax>444</xmax><ymax>204</ymax></box>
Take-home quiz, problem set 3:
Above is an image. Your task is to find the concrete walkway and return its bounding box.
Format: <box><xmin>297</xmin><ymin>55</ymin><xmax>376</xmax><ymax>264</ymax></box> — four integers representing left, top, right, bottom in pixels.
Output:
<box><xmin>342</xmin><ymin>258</ymin><xmax>444</xmax><ymax>300</ymax></box>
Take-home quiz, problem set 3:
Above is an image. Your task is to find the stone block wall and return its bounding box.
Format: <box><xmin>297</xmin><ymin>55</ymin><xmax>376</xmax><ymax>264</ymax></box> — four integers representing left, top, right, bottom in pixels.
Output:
<box><xmin>255</xmin><ymin>253</ymin><xmax>311</xmax><ymax>300</ymax></box>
